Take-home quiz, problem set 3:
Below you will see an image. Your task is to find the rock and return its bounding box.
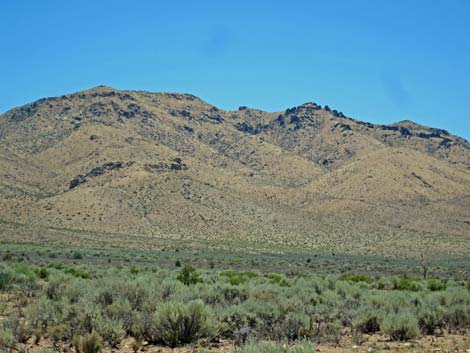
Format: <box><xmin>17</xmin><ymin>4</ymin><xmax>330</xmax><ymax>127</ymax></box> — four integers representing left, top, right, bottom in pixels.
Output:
<box><xmin>400</xmin><ymin>127</ymin><xmax>412</xmax><ymax>137</ymax></box>
<box><xmin>182</xmin><ymin>125</ymin><xmax>194</xmax><ymax>133</ymax></box>
<box><xmin>289</xmin><ymin>115</ymin><xmax>302</xmax><ymax>129</ymax></box>
<box><xmin>69</xmin><ymin>162</ymin><xmax>132</xmax><ymax>189</ymax></box>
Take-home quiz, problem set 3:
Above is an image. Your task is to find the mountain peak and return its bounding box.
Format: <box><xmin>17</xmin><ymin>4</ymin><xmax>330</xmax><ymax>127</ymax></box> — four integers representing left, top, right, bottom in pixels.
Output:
<box><xmin>0</xmin><ymin>87</ymin><xmax>469</xmax><ymax>254</ymax></box>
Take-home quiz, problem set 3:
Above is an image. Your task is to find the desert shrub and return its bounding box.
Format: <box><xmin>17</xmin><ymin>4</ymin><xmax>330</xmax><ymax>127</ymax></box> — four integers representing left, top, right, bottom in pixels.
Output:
<box><xmin>153</xmin><ymin>300</ymin><xmax>214</xmax><ymax>347</ymax></box>
<box><xmin>391</xmin><ymin>278</ymin><xmax>422</xmax><ymax>291</ymax></box>
<box><xmin>444</xmin><ymin>304</ymin><xmax>470</xmax><ymax>332</ymax></box>
<box><xmin>0</xmin><ymin>326</ymin><xmax>14</xmax><ymax>350</ymax></box>
<box><xmin>64</xmin><ymin>267</ymin><xmax>91</xmax><ymax>279</ymax></box>
<box><xmin>417</xmin><ymin>307</ymin><xmax>444</xmax><ymax>335</ymax></box>
<box><xmin>0</xmin><ymin>270</ymin><xmax>13</xmax><ymax>290</ymax></box>
<box><xmin>93</xmin><ymin>314</ymin><xmax>125</xmax><ymax>347</ymax></box>
<box><xmin>27</xmin><ymin>297</ymin><xmax>66</xmax><ymax>331</ymax></box>
<box><xmin>236</xmin><ymin>341</ymin><xmax>315</xmax><ymax>353</ymax></box>
<box><xmin>72</xmin><ymin>251</ymin><xmax>83</xmax><ymax>260</ymax></box>
<box><xmin>130</xmin><ymin>266</ymin><xmax>140</xmax><ymax>275</ymax></box>
<box><xmin>339</xmin><ymin>274</ymin><xmax>373</xmax><ymax>284</ymax></box>
<box><xmin>426</xmin><ymin>279</ymin><xmax>446</xmax><ymax>291</ymax></box>
<box><xmin>321</xmin><ymin>320</ymin><xmax>342</xmax><ymax>344</ymax></box>
<box><xmin>34</xmin><ymin>267</ymin><xmax>50</xmax><ymax>279</ymax></box>
<box><xmin>352</xmin><ymin>310</ymin><xmax>383</xmax><ymax>333</ymax></box>
<box><xmin>271</xmin><ymin>312</ymin><xmax>310</xmax><ymax>341</ymax></box>
<box><xmin>221</xmin><ymin>271</ymin><xmax>258</xmax><ymax>286</ymax></box>
<box><xmin>6</xmin><ymin>316</ymin><xmax>33</xmax><ymax>343</ymax></box>
<box><xmin>176</xmin><ymin>265</ymin><xmax>202</xmax><ymax>286</ymax></box>
<box><xmin>217</xmin><ymin>304</ymin><xmax>259</xmax><ymax>338</ymax></box>
<box><xmin>266</xmin><ymin>273</ymin><xmax>290</xmax><ymax>287</ymax></box>
<box><xmin>381</xmin><ymin>313</ymin><xmax>420</xmax><ymax>341</ymax></box>
<box><xmin>47</xmin><ymin>324</ymin><xmax>68</xmax><ymax>347</ymax></box>
<box><xmin>75</xmin><ymin>331</ymin><xmax>103</xmax><ymax>353</ymax></box>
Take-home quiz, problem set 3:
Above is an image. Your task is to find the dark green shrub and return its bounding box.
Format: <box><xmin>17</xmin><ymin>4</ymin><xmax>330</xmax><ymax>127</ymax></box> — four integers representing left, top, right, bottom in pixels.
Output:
<box><xmin>2</xmin><ymin>251</ymin><xmax>12</xmax><ymax>261</ymax></box>
<box><xmin>392</xmin><ymin>278</ymin><xmax>421</xmax><ymax>291</ymax></box>
<box><xmin>221</xmin><ymin>270</ymin><xmax>258</xmax><ymax>286</ymax></box>
<box><xmin>64</xmin><ymin>267</ymin><xmax>91</xmax><ymax>279</ymax></box>
<box><xmin>0</xmin><ymin>271</ymin><xmax>13</xmax><ymax>290</ymax></box>
<box><xmin>176</xmin><ymin>265</ymin><xmax>202</xmax><ymax>286</ymax></box>
<box><xmin>72</xmin><ymin>251</ymin><xmax>83</xmax><ymax>260</ymax></box>
<box><xmin>266</xmin><ymin>273</ymin><xmax>290</xmax><ymax>287</ymax></box>
<box><xmin>427</xmin><ymin>279</ymin><xmax>446</xmax><ymax>291</ymax></box>
<box><xmin>34</xmin><ymin>267</ymin><xmax>50</xmax><ymax>279</ymax></box>
<box><xmin>382</xmin><ymin>313</ymin><xmax>419</xmax><ymax>341</ymax></box>
<box><xmin>340</xmin><ymin>274</ymin><xmax>373</xmax><ymax>284</ymax></box>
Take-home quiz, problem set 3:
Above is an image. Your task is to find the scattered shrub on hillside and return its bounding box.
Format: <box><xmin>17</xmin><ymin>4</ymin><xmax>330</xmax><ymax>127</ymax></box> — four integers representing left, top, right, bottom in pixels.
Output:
<box><xmin>382</xmin><ymin>313</ymin><xmax>420</xmax><ymax>341</ymax></box>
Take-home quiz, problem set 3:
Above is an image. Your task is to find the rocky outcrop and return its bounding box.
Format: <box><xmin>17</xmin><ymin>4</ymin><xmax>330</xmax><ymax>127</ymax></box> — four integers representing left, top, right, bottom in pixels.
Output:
<box><xmin>144</xmin><ymin>158</ymin><xmax>188</xmax><ymax>173</ymax></box>
<box><xmin>69</xmin><ymin>162</ymin><xmax>133</xmax><ymax>189</ymax></box>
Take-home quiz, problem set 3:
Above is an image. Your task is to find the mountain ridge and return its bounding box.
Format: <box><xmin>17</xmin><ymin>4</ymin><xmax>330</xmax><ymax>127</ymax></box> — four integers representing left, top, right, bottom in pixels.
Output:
<box><xmin>1</xmin><ymin>86</ymin><xmax>469</xmax><ymax>257</ymax></box>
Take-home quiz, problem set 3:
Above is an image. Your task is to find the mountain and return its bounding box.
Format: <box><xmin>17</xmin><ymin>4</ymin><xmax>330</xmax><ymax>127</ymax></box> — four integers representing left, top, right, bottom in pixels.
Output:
<box><xmin>1</xmin><ymin>86</ymin><xmax>469</xmax><ymax>257</ymax></box>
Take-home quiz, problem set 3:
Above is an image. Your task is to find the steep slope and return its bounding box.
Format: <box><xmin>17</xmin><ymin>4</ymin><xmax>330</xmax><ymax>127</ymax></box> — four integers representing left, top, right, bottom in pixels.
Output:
<box><xmin>1</xmin><ymin>86</ymin><xmax>469</xmax><ymax>256</ymax></box>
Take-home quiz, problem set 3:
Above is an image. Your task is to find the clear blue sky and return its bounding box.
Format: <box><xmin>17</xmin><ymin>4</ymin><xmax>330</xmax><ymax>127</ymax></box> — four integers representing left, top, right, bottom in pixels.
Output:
<box><xmin>1</xmin><ymin>0</ymin><xmax>469</xmax><ymax>139</ymax></box>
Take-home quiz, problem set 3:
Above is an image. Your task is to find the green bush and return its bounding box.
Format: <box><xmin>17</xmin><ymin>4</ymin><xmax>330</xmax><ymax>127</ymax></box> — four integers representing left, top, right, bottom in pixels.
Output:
<box><xmin>339</xmin><ymin>274</ymin><xmax>373</xmax><ymax>284</ymax></box>
<box><xmin>72</xmin><ymin>251</ymin><xmax>83</xmax><ymax>260</ymax></box>
<box><xmin>153</xmin><ymin>300</ymin><xmax>213</xmax><ymax>347</ymax></box>
<box><xmin>426</xmin><ymin>279</ymin><xmax>446</xmax><ymax>291</ymax></box>
<box><xmin>382</xmin><ymin>313</ymin><xmax>420</xmax><ymax>341</ymax></box>
<box><xmin>176</xmin><ymin>265</ymin><xmax>202</xmax><ymax>286</ymax></box>
<box><xmin>221</xmin><ymin>270</ymin><xmax>258</xmax><ymax>286</ymax></box>
<box><xmin>0</xmin><ymin>327</ymin><xmax>14</xmax><ymax>350</ymax></box>
<box><xmin>0</xmin><ymin>271</ymin><xmax>13</xmax><ymax>290</ymax></box>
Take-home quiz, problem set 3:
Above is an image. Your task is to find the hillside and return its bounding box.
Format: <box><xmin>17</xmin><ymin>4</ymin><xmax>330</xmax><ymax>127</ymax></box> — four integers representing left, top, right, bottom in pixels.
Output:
<box><xmin>1</xmin><ymin>86</ymin><xmax>469</xmax><ymax>257</ymax></box>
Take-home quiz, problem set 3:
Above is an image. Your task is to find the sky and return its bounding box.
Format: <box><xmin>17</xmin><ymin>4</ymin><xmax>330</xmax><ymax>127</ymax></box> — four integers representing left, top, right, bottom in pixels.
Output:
<box><xmin>1</xmin><ymin>0</ymin><xmax>469</xmax><ymax>139</ymax></box>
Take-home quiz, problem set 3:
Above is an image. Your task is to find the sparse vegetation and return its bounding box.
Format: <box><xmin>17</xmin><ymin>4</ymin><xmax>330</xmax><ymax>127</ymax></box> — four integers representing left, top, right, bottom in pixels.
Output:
<box><xmin>0</xmin><ymin>245</ymin><xmax>468</xmax><ymax>352</ymax></box>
